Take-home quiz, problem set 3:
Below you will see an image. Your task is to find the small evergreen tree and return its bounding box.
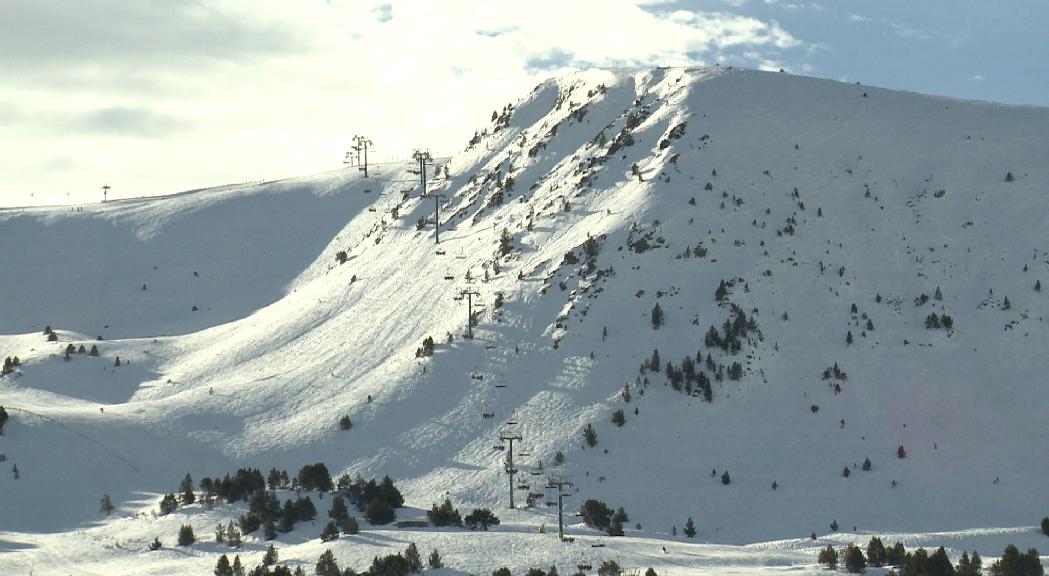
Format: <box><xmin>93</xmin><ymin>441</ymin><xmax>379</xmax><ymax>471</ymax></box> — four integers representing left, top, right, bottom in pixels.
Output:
<box><xmin>611</xmin><ymin>409</ymin><xmax>626</xmax><ymax>427</ymax></box>
<box><xmin>684</xmin><ymin>517</ymin><xmax>697</xmax><ymax>538</ymax></box>
<box><xmin>844</xmin><ymin>544</ymin><xmax>867</xmax><ymax>573</ymax></box>
<box><xmin>226</xmin><ymin>522</ymin><xmax>241</xmax><ymax>548</ymax></box>
<box><xmin>583</xmin><ymin>423</ymin><xmax>598</xmax><ymax>447</ymax></box>
<box><xmin>263</xmin><ymin>544</ymin><xmax>279</xmax><ymax>566</ymax></box>
<box><xmin>651</xmin><ymin>303</ymin><xmax>664</xmax><ymax>329</ymax></box>
<box><xmin>405</xmin><ymin>542</ymin><xmax>423</xmax><ymax>573</ymax></box>
<box><xmin>867</xmin><ymin>537</ymin><xmax>886</xmax><ymax>567</ymax></box>
<box><xmin>721</xmin><ymin>470</ymin><xmax>731</xmax><ymax>485</ymax></box>
<box><xmin>100</xmin><ymin>494</ymin><xmax>114</xmax><ymax>516</ymax></box>
<box><xmin>607</xmin><ymin>516</ymin><xmax>624</xmax><ymax>536</ymax></box>
<box><xmin>598</xmin><ymin>560</ymin><xmax>622</xmax><ymax>576</ymax></box>
<box><xmin>429</xmin><ymin>548</ymin><xmax>443</xmax><ymax>569</ymax></box>
<box><xmin>843</xmin><ymin>466</ymin><xmax>851</xmax><ymax>478</ymax></box>
<box><xmin>215</xmin><ymin>554</ymin><xmax>233</xmax><ymax>576</ymax></box>
<box><xmin>464</xmin><ymin>508</ymin><xmax>500</xmax><ymax>530</ymax></box>
<box><xmin>177</xmin><ymin>524</ymin><xmax>196</xmax><ymax>546</ymax></box>
<box><xmin>580</xmin><ymin>499</ymin><xmax>614</xmax><ymax>530</ymax></box>
<box><xmin>159</xmin><ymin>493</ymin><xmax>179</xmax><ymax>515</ymax></box>
<box><xmin>862</xmin><ymin>458</ymin><xmax>872</xmax><ymax>471</ymax></box>
<box><xmin>181</xmin><ymin>473</ymin><xmax>196</xmax><ymax>505</ymax></box>
<box><xmin>493</xmin><ymin>568</ymin><xmax>512</xmax><ymax>576</ymax></box>
<box><xmin>321</xmin><ymin>521</ymin><xmax>340</xmax><ymax>541</ymax></box>
<box><xmin>339</xmin><ymin>415</ymin><xmax>353</xmax><ymax>430</ymax></box>
<box><xmin>1042</xmin><ymin>517</ymin><xmax>1049</xmax><ymax>536</ymax></box>
<box><xmin>316</xmin><ymin>549</ymin><xmax>340</xmax><ymax>576</ymax></box>
<box><xmin>232</xmin><ymin>556</ymin><xmax>244</xmax><ymax>576</ymax></box>
<box><xmin>819</xmin><ymin>545</ymin><xmax>839</xmax><ymax>569</ymax></box>
<box><xmin>898</xmin><ymin>445</ymin><xmax>907</xmax><ymax>459</ymax></box>
<box><xmin>427</xmin><ymin>498</ymin><xmax>463</xmax><ymax>527</ymax></box>
<box><xmin>149</xmin><ymin>537</ymin><xmax>162</xmax><ymax>551</ymax></box>
<box><xmin>928</xmin><ymin>546</ymin><xmax>954</xmax><ymax>576</ymax></box>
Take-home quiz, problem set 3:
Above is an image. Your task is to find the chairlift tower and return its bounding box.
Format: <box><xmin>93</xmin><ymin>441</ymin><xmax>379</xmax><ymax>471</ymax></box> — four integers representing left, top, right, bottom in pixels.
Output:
<box><xmin>547</xmin><ymin>476</ymin><xmax>575</xmax><ymax>540</ymax></box>
<box><xmin>499</xmin><ymin>431</ymin><xmax>523</xmax><ymax>509</ymax></box>
<box><xmin>352</xmin><ymin>135</ymin><xmax>373</xmax><ymax>177</ymax></box>
<box><xmin>101</xmin><ymin>184</ymin><xmax>110</xmax><ymax>203</ymax></box>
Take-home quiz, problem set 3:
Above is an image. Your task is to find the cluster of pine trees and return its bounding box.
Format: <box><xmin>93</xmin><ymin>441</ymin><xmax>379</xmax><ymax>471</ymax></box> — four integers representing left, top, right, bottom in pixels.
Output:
<box><xmin>2</xmin><ymin>356</ymin><xmax>21</xmax><ymax>375</ymax></box>
<box><xmin>815</xmin><ymin>537</ymin><xmax>1038</xmax><ymax>576</ymax></box>
<box><xmin>580</xmin><ymin>499</ymin><xmax>629</xmax><ymax>536</ymax></box>
<box><xmin>639</xmin><ymin>348</ymin><xmax>713</xmax><ymax>401</ymax></box>
<box><xmin>703</xmin><ymin>303</ymin><xmax>757</xmax><ymax>355</ymax></box>
<box><xmin>334</xmin><ymin>473</ymin><xmax>405</xmax><ymax>525</ymax></box>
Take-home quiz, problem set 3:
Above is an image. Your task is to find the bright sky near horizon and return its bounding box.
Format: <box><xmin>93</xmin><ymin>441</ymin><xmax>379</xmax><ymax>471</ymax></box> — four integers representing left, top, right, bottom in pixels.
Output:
<box><xmin>1</xmin><ymin>0</ymin><xmax>1046</xmax><ymax>207</ymax></box>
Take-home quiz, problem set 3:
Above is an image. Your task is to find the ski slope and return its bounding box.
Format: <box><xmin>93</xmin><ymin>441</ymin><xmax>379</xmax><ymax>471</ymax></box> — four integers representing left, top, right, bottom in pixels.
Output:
<box><xmin>2</xmin><ymin>66</ymin><xmax>1048</xmax><ymax>574</ymax></box>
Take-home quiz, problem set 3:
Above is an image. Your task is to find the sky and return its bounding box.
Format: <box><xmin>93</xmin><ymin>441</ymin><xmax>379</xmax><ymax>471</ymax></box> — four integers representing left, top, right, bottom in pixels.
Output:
<box><xmin>1</xmin><ymin>0</ymin><xmax>1046</xmax><ymax>207</ymax></box>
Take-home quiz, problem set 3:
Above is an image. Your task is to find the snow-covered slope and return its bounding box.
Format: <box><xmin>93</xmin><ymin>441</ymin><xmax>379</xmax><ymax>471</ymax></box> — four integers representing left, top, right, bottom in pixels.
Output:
<box><xmin>2</xmin><ymin>67</ymin><xmax>1048</xmax><ymax>574</ymax></box>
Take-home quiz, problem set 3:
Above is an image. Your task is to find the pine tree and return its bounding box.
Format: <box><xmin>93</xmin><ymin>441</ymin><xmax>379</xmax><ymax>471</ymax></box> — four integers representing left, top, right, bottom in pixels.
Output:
<box><xmin>226</xmin><ymin>522</ymin><xmax>241</xmax><ymax>548</ymax></box>
<box><xmin>844</xmin><ymin>544</ymin><xmax>866</xmax><ymax>573</ymax></box>
<box><xmin>721</xmin><ymin>471</ymin><xmax>731</xmax><ymax>485</ymax></box>
<box><xmin>583</xmin><ymin>423</ymin><xmax>598</xmax><ymax>447</ymax></box>
<box><xmin>263</xmin><ymin>544</ymin><xmax>279</xmax><ymax>566</ymax></box>
<box><xmin>149</xmin><ymin>537</ymin><xmax>162</xmax><ymax>551</ymax></box>
<box><xmin>329</xmin><ymin>495</ymin><xmax>351</xmax><ymax>529</ymax></box>
<box><xmin>464</xmin><ymin>508</ymin><xmax>500</xmax><ymax>531</ymax></box>
<box><xmin>684</xmin><ymin>517</ymin><xmax>697</xmax><ymax>538</ymax></box>
<box><xmin>159</xmin><ymin>493</ymin><xmax>178</xmax><ymax>515</ymax></box>
<box><xmin>339</xmin><ymin>415</ymin><xmax>352</xmax><ymax>430</ymax></box>
<box><xmin>405</xmin><ymin>542</ymin><xmax>423</xmax><ymax>573</ymax></box>
<box><xmin>867</xmin><ymin>537</ymin><xmax>886</xmax><ymax>567</ymax></box>
<box><xmin>651</xmin><ymin>303</ymin><xmax>664</xmax><ymax>329</ymax></box>
<box><xmin>316</xmin><ymin>549</ymin><xmax>340</xmax><ymax>576</ymax></box>
<box><xmin>263</xmin><ymin>519</ymin><xmax>277</xmax><ymax>541</ymax></box>
<box><xmin>321</xmin><ymin>521</ymin><xmax>340</xmax><ymax>542</ymax></box>
<box><xmin>177</xmin><ymin>524</ymin><xmax>196</xmax><ymax>546</ymax></box>
<box><xmin>715</xmin><ymin>279</ymin><xmax>728</xmax><ymax>301</ymax></box>
<box><xmin>843</xmin><ymin>466</ymin><xmax>851</xmax><ymax>478</ymax></box>
<box><xmin>898</xmin><ymin>445</ymin><xmax>907</xmax><ymax>459</ymax></box>
<box><xmin>429</xmin><ymin>548</ymin><xmax>443</xmax><ymax>569</ymax></box>
<box><xmin>1042</xmin><ymin>517</ymin><xmax>1049</xmax><ymax>536</ymax></box>
<box><xmin>215</xmin><ymin>554</ymin><xmax>233</xmax><ymax>576</ymax></box>
<box><xmin>611</xmin><ymin>409</ymin><xmax>626</xmax><ymax>427</ymax></box>
<box><xmin>862</xmin><ymin>458</ymin><xmax>872</xmax><ymax>471</ymax></box>
<box><xmin>232</xmin><ymin>556</ymin><xmax>244</xmax><ymax>576</ymax></box>
<box><xmin>100</xmin><ymin>494</ymin><xmax>114</xmax><ymax>516</ymax></box>
<box><xmin>819</xmin><ymin>545</ymin><xmax>839</xmax><ymax>569</ymax></box>
<box><xmin>847</xmin><ymin>331</ymin><xmax>854</xmax><ymax>345</ymax></box>
<box><xmin>180</xmin><ymin>473</ymin><xmax>196</xmax><ymax>505</ymax></box>
<box><xmin>607</xmin><ymin>516</ymin><xmax>624</xmax><ymax>536</ymax></box>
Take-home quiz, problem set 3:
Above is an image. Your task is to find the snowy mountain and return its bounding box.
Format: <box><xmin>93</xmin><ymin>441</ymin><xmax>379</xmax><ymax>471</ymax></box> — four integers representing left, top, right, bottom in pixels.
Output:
<box><xmin>2</xmin><ymin>66</ymin><xmax>1048</xmax><ymax>575</ymax></box>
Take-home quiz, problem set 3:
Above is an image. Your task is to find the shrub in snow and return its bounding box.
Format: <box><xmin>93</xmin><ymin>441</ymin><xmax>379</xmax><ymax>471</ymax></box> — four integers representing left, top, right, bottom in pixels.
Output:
<box><xmin>844</xmin><ymin>543</ymin><xmax>866</xmax><ymax>573</ymax></box>
<box><xmin>464</xmin><ymin>507</ymin><xmax>500</xmax><ymax>530</ymax></box>
<box><xmin>819</xmin><ymin>545</ymin><xmax>839</xmax><ymax>569</ymax></box>
<box><xmin>583</xmin><ymin>423</ymin><xmax>598</xmax><ymax>447</ymax></box>
<box><xmin>177</xmin><ymin>524</ymin><xmax>195</xmax><ymax>546</ymax></box>
<box><xmin>427</xmin><ymin>498</ymin><xmax>463</xmax><ymax>527</ymax></box>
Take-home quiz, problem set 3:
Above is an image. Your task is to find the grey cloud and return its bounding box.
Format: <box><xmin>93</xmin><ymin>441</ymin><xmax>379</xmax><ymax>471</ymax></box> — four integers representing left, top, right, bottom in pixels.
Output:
<box><xmin>524</xmin><ymin>49</ymin><xmax>576</xmax><ymax>73</ymax></box>
<box><xmin>0</xmin><ymin>1</ymin><xmax>314</xmax><ymax>83</ymax></box>
<box><xmin>68</xmin><ymin>107</ymin><xmax>190</xmax><ymax>138</ymax></box>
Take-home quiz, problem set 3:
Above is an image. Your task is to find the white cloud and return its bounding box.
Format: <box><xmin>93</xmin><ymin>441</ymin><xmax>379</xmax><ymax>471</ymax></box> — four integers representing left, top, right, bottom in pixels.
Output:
<box><xmin>0</xmin><ymin>0</ymin><xmax>807</xmax><ymax>205</ymax></box>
